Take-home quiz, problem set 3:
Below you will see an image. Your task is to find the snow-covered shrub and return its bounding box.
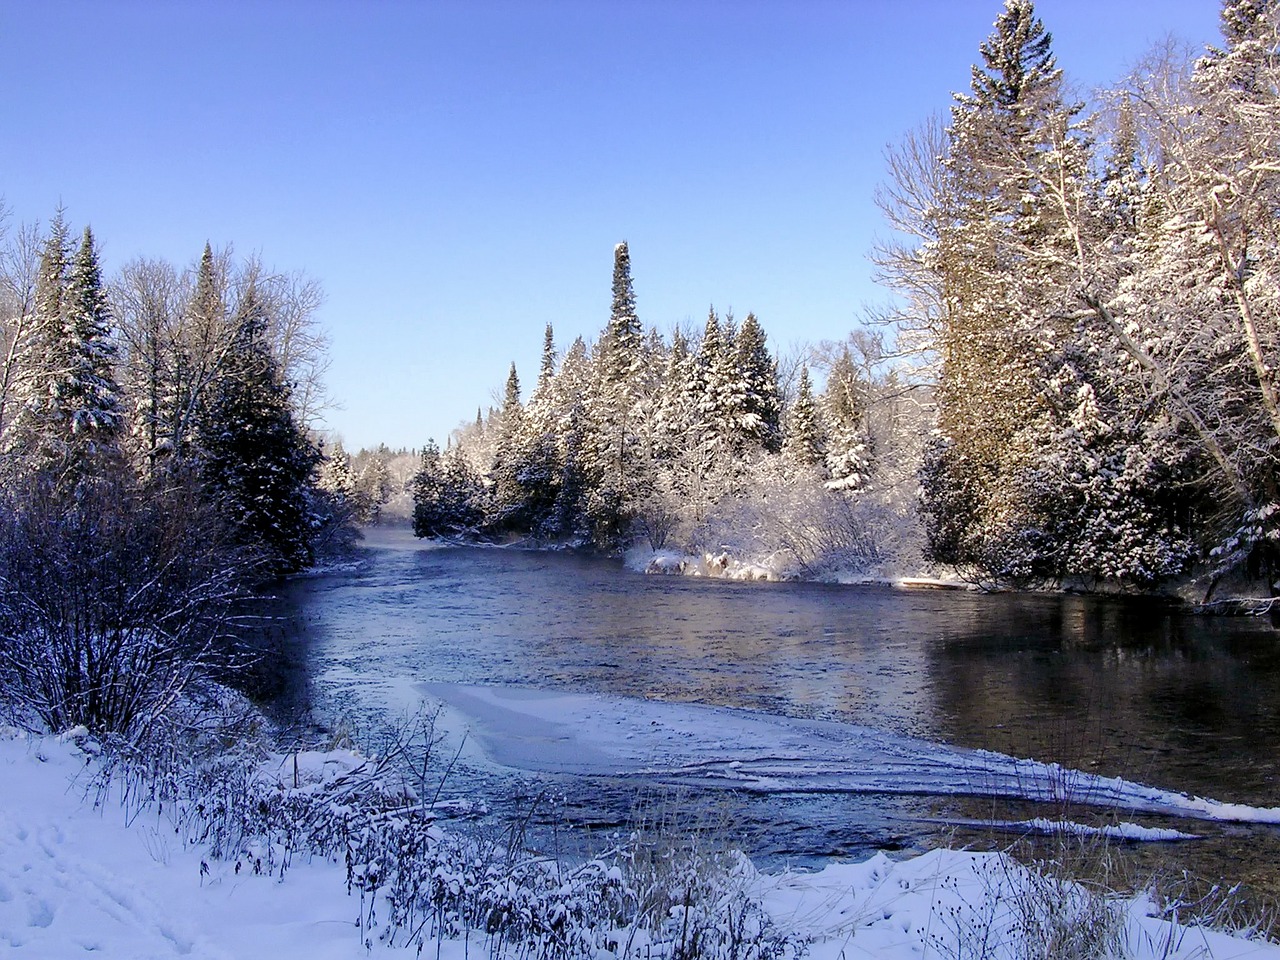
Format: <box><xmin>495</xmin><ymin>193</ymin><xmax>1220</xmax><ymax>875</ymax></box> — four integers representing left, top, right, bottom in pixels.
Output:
<box><xmin>89</xmin><ymin>712</ymin><xmax>803</xmax><ymax>960</ymax></box>
<box><xmin>0</xmin><ymin>472</ymin><xmax>249</xmax><ymax>740</ymax></box>
<box><xmin>692</xmin><ymin>457</ymin><xmax>921</xmax><ymax>579</ymax></box>
<box><xmin>927</xmin><ymin>847</ymin><xmax>1127</xmax><ymax>960</ymax></box>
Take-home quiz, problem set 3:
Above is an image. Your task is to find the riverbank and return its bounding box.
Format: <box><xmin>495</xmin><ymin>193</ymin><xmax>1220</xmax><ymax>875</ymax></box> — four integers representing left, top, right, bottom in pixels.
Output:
<box><xmin>3</xmin><ymin>727</ymin><xmax>1278</xmax><ymax>960</ymax></box>
<box><xmin>624</xmin><ymin>543</ymin><xmax>1279</xmax><ymax>618</ymax></box>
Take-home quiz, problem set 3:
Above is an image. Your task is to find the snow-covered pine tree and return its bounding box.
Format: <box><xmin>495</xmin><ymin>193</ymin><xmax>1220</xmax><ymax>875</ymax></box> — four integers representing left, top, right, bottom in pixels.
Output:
<box><xmin>6</xmin><ymin>212</ymin><xmax>72</xmax><ymax>471</ymax></box>
<box><xmin>734</xmin><ymin>312</ymin><xmax>782</xmax><ymax>452</ymax></box>
<box><xmin>412</xmin><ymin>440</ymin><xmax>447</xmax><ymax>537</ymax></box>
<box><xmin>782</xmin><ymin>366</ymin><xmax>824</xmax><ymax>468</ymax></box>
<box><xmin>515</xmin><ymin>331</ymin><xmax>564</xmax><ymax>538</ymax></box>
<box><xmin>317</xmin><ymin>438</ymin><xmax>356</xmax><ymax>502</ymax></box>
<box><xmin>916</xmin><ymin>0</ymin><xmax>1097</xmax><ymax>580</ymax></box>
<box><xmin>535</xmin><ymin>322</ymin><xmax>556</xmax><ymax>396</ymax></box>
<box><xmin>489</xmin><ymin>362</ymin><xmax>533</xmax><ymax>533</ymax></box>
<box><xmin>821</xmin><ymin>348</ymin><xmax>873</xmax><ymax>492</ymax></box>
<box><xmin>7</xmin><ymin>216</ymin><xmax>125</xmax><ymax>485</ymax></box>
<box><xmin>694</xmin><ymin>306</ymin><xmax>751</xmax><ymax>454</ymax></box>
<box><xmin>167</xmin><ymin>243</ymin><xmax>231</xmax><ymax>461</ymax></box>
<box><xmin>354</xmin><ymin>449</ymin><xmax>395</xmax><ymax>523</ymax></box>
<box><xmin>545</xmin><ymin>336</ymin><xmax>594</xmax><ymax>540</ymax></box>
<box><xmin>63</xmin><ymin>228</ymin><xmax>124</xmax><ymax>466</ymax></box>
<box><xmin>195</xmin><ymin>280</ymin><xmax>319</xmax><ymax>575</ymax></box>
<box><xmin>584</xmin><ymin>242</ymin><xmax>647</xmax><ymax>544</ymax></box>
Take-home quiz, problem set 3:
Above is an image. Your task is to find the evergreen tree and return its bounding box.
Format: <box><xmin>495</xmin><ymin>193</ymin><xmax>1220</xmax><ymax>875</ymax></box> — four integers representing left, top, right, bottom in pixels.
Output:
<box><xmin>8</xmin><ymin>216</ymin><xmax>124</xmax><ymax>483</ymax></box>
<box><xmin>317</xmin><ymin>438</ymin><xmax>356</xmax><ymax>502</ymax></box>
<box><xmin>489</xmin><ymin>363</ymin><xmax>531</xmax><ymax>531</ymax></box>
<box><xmin>585</xmin><ymin>242</ymin><xmax>647</xmax><ymax>543</ymax></box>
<box><xmin>169</xmin><ymin>243</ymin><xmax>229</xmax><ymax>460</ymax></box>
<box><xmin>195</xmin><ymin>281</ymin><xmax>319</xmax><ymax>574</ymax></box>
<box><xmin>63</xmin><ymin>227</ymin><xmax>124</xmax><ymax>464</ymax></box>
<box><xmin>8</xmin><ymin>212</ymin><xmax>73</xmax><ymax>469</ymax></box>
<box><xmin>734</xmin><ymin>312</ymin><xmax>782</xmax><ymax>452</ymax></box>
<box><xmin>783</xmin><ymin>366</ymin><xmax>824</xmax><ymax>468</ymax></box>
<box><xmin>412</xmin><ymin>441</ymin><xmax>447</xmax><ymax>537</ymax></box>
<box><xmin>919</xmin><ymin>0</ymin><xmax>1095</xmax><ymax>578</ymax></box>
<box><xmin>694</xmin><ymin>306</ymin><xmax>750</xmax><ymax>452</ymax></box>
<box><xmin>535</xmin><ymin>322</ymin><xmax>556</xmax><ymax>397</ymax></box>
<box><xmin>601</xmin><ymin>242</ymin><xmax>642</xmax><ymax>383</ymax></box>
<box><xmin>354</xmin><ymin>451</ymin><xmax>394</xmax><ymax>523</ymax></box>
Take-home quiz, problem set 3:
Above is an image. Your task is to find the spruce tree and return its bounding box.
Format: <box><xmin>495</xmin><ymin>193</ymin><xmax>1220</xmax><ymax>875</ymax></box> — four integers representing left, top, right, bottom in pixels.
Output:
<box><xmin>489</xmin><ymin>362</ymin><xmax>531</xmax><ymax>531</ymax></box>
<box><xmin>63</xmin><ymin>227</ymin><xmax>124</xmax><ymax>464</ymax></box>
<box><xmin>8</xmin><ymin>212</ymin><xmax>73</xmax><ymax>469</ymax></box>
<box><xmin>412</xmin><ymin>441</ymin><xmax>446</xmax><ymax>537</ymax></box>
<box><xmin>195</xmin><ymin>281</ymin><xmax>319</xmax><ymax>574</ymax></box>
<box><xmin>9</xmin><ymin>216</ymin><xmax>124</xmax><ymax>483</ymax></box>
<box><xmin>783</xmin><ymin>366</ymin><xmax>824</xmax><ymax>468</ymax></box>
<box><xmin>734</xmin><ymin>312</ymin><xmax>782</xmax><ymax>452</ymax></box>
<box><xmin>585</xmin><ymin>242</ymin><xmax>646</xmax><ymax>543</ymax></box>
<box><xmin>920</xmin><ymin>0</ymin><xmax>1091</xmax><ymax>577</ymax></box>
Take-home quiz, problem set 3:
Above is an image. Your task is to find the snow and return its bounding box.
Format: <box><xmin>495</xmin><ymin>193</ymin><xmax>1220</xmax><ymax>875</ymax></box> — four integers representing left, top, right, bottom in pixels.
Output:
<box><xmin>419</xmin><ymin>683</ymin><xmax>1280</xmax><ymax>825</ymax></box>
<box><xmin>1</xmin><ymin>723</ymin><xmax>1278</xmax><ymax>959</ymax></box>
<box><xmin>956</xmin><ymin>818</ymin><xmax>1201</xmax><ymax>842</ymax></box>
<box><xmin>631</xmin><ymin>548</ymin><xmax>790</xmax><ymax>581</ymax></box>
<box><xmin>0</xmin><ymin>730</ymin><xmax>372</xmax><ymax>960</ymax></box>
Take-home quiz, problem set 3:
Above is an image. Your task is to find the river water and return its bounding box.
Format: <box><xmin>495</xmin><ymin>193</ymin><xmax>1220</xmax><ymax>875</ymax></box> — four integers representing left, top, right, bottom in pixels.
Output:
<box><xmin>268</xmin><ymin>526</ymin><xmax>1280</xmax><ymax>893</ymax></box>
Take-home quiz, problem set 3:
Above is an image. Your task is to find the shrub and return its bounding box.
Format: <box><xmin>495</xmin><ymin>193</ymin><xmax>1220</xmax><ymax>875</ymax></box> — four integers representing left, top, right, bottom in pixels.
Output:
<box><xmin>0</xmin><ymin>472</ymin><xmax>249</xmax><ymax>740</ymax></box>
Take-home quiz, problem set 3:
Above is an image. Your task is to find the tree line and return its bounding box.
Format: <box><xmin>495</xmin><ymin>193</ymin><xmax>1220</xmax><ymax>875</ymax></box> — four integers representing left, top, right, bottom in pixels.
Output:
<box><xmin>879</xmin><ymin>0</ymin><xmax>1280</xmax><ymax>593</ymax></box>
<box><xmin>0</xmin><ymin>206</ymin><xmax>333</xmax><ymax>738</ymax></box>
<box><xmin>412</xmin><ymin>241</ymin><xmax>926</xmax><ymax>573</ymax></box>
<box><xmin>415</xmin><ymin>0</ymin><xmax>1280</xmax><ymax>598</ymax></box>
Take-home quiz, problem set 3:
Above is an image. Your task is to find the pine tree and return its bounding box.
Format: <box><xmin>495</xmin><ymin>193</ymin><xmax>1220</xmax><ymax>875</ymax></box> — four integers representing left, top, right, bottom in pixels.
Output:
<box><xmin>694</xmin><ymin>306</ymin><xmax>750</xmax><ymax>453</ymax></box>
<box><xmin>169</xmin><ymin>243</ymin><xmax>229</xmax><ymax>459</ymax></box>
<box><xmin>489</xmin><ymin>362</ymin><xmax>531</xmax><ymax>531</ymax></box>
<box><xmin>783</xmin><ymin>366</ymin><xmax>824</xmax><ymax>468</ymax></box>
<box><xmin>8</xmin><ymin>216</ymin><xmax>124</xmax><ymax>483</ymax></box>
<box><xmin>601</xmin><ymin>242</ymin><xmax>641</xmax><ymax>383</ymax></box>
<box><xmin>535</xmin><ymin>323</ymin><xmax>556</xmax><ymax>397</ymax></box>
<box><xmin>919</xmin><ymin>0</ymin><xmax>1093</xmax><ymax>577</ymax></box>
<box><xmin>412</xmin><ymin>441</ymin><xmax>446</xmax><ymax>537</ymax></box>
<box><xmin>317</xmin><ymin>438</ymin><xmax>356</xmax><ymax>502</ymax></box>
<box><xmin>8</xmin><ymin>212</ymin><xmax>73</xmax><ymax>469</ymax></box>
<box><xmin>584</xmin><ymin>242</ymin><xmax>647</xmax><ymax>543</ymax></box>
<box><xmin>734</xmin><ymin>312</ymin><xmax>782</xmax><ymax>452</ymax></box>
<box><xmin>195</xmin><ymin>281</ymin><xmax>319</xmax><ymax>574</ymax></box>
<box><xmin>823</xmin><ymin>350</ymin><xmax>873</xmax><ymax>492</ymax></box>
<box><xmin>63</xmin><ymin>227</ymin><xmax>123</xmax><ymax>463</ymax></box>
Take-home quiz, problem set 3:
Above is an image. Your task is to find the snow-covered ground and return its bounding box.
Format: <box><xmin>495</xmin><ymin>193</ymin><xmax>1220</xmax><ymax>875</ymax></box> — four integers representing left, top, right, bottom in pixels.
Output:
<box><xmin>3</xmin><ymin>715</ymin><xmax>1279</xmax><ymax>959</ymax></box>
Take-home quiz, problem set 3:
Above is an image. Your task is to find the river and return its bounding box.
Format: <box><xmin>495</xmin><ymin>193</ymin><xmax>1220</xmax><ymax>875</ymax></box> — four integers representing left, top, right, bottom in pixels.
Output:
<box><xmin>265</xmin><ymin>526</ymin><xmax>1280</xmax><ymax>895</ymax></box>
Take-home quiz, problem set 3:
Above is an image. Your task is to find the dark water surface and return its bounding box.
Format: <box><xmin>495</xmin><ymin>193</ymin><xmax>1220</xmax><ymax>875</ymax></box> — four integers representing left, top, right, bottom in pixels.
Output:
<box><xmin>268</xmin><ymin>527</ymin><xmax>1280</xmax><ymax>892</ymax></box>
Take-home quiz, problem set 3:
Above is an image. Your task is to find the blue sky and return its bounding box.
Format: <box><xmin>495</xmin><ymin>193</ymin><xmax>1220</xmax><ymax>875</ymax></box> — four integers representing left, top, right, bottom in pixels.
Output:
<box><xmin>1</xmin><ymin>0</ymin><xmax>1221</xmax><ymax>452</ymax></box>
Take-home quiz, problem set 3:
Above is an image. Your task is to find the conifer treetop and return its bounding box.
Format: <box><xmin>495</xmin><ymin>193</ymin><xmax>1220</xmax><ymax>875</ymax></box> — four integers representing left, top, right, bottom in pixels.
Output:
<box><xmin>962</xmin><ymin>0</ymin><xmax>1060</xmax><ymax>111</ymax></box>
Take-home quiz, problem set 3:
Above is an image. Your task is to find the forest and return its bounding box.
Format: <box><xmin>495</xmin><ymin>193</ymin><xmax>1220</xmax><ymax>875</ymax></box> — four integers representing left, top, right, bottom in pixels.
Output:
<box><xmin>2</xmin><ymin>2</ymin><xmax>1280</xmax><ymax>958</ymax></box>
<box><xmin>0</xmin><ymin>211</ymin><xmax>343</xmax><ymax>738</ymax></box>
<box><xmin>1</xmin><ymin>0</ymin><xmax>1277</xmax><ymax>741</ymax></box>
<box><xmin>410</xmin><ymin>0</ymin><xmax>1280</xmax><ymax>600</ymax></box>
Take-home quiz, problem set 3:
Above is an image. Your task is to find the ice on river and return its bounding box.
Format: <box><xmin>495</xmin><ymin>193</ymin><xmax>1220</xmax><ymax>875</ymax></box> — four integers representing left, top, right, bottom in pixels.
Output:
<box><xmin>421</xmin><ymin>683</ymin><xmax>1280</xmax><ymax>826</ymax></box>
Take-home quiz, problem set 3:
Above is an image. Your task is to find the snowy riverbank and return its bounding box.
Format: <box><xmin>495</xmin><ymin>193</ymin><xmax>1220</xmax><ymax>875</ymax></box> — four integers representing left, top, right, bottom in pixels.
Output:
<box><xmin>3</xmin><ymin>725</ymin><xmax>1279</xmax><ymax>959</ymax></box>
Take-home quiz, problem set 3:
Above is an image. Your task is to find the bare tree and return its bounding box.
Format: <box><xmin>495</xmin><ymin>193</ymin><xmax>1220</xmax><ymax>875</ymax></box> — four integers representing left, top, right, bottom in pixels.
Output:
<box><xmin>0</xmin><ymin>217</ymin><xmax>46</xmax><ymax>445</ymax></box>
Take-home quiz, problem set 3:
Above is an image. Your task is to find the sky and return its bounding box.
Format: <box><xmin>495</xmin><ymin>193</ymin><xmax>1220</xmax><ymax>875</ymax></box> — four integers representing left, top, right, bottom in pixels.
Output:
<box><xmin>0</xmin><ymin>0</ymin><xmax>1223</xmax><ymax>452</ymax></box>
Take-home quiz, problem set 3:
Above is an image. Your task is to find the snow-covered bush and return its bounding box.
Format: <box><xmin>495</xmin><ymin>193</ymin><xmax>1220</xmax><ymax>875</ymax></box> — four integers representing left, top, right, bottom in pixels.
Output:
<box><xmin>688</xmin><ymin>457</ymin><xmax>922</xmax><ymax>580</ymax></box>
<box><xmin>89</xmin><ymin>711</ymin><xmax>804</xmax><ymax>960</ymax></box>
<box><xmin>0</xmin><ymin>472</ymin><xmax>249</xmax><ymax>740</ymax></box>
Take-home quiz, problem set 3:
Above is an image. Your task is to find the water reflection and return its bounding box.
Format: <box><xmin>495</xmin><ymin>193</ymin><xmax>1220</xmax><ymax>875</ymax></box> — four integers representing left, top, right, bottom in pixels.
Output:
<box><xmin>266</xmin><ymin>527</ymin><xmax>1280</xmax><ymax>881</ymax></box>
